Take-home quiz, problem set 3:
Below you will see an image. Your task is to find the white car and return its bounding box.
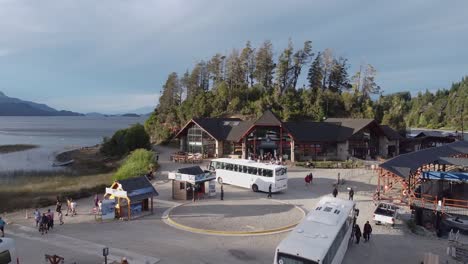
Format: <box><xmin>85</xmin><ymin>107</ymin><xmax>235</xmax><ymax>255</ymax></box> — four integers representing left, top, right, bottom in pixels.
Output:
<box><xmin>373</xmin><ymin>202</ymin><xmax>399</xmax><ymax>227</ymax></box>
<box><xmin>0</xmin><ymin>237</ymin><xmax>19</xmax><ymax>264</ymax></box>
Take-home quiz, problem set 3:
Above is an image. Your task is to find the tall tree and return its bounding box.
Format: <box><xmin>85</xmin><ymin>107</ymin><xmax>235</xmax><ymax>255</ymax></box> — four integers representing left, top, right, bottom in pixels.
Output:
<box><xmin>275</xmin><ymin>40</ymin><xmax>294</xmax><ymax>95</ymax></box>
<box><xmin>240</xmin><ymin>41</ymin><xmax>256</xmax><ymax>87</ymax></box>
<box><xmin>307</xmin><ymin>52</ymin><xmax>323</xmax><ymax>99</ymax></box>
<box><xmin>291</xmin><ymin>40</ymin><xmax>313</xmax><ymax>90</ymax></box>
<box><xmin>321</xmin><ymin>48</ymin><xmax>334</xmax><ymax>90</ymax></box>
<box><xmin>207</xmin><ymin>53</ymin><xmax>225</xmax><ymax>87</ymax></box>
<box><xmin>328</xmin><ymin>57</ymin><xmax>351</xmax><ymax>93</ymax></box>
<box><xmin>254</xmin><ymin>40</ymin><xmax>275</xmax><ymax>91</ymax></box>
<box><xmin>159</xmin><ymin>72</ymin><xmax>181</xmax><ymax>113</ymax></box>
<box><xmin>353</xmin><ymin>64</ymin><xmax>381</xmax><ymax>98</ymax></box>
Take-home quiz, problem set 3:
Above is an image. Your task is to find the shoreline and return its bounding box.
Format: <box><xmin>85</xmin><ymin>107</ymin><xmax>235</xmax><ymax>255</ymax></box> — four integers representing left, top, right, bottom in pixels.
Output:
<box><xmin>0</xmin><ymin>144</ymin><xmax>39</xmax><ymax>154</ymax></box>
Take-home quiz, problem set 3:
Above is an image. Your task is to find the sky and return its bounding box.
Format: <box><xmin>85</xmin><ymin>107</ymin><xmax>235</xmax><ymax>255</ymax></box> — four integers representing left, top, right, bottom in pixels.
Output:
<box><xmin>0</xmin><ymin>0</ymin><xmax>467</xmax><ymax>113</ymax></box>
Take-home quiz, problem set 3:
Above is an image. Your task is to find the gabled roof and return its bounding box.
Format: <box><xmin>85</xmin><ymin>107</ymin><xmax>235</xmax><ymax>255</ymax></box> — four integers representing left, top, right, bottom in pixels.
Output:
<box><xmin>380</xmin><ymin>141</ymin><xmax>468</xmax><ymax>179</ymax></box>
<box><xmin>325</xmin><ymin>118</ymin><xmax>385</xmax><ymax>140</ymax></box>
<box><xmin>117</xmin><ymin>176</ymin><xmax>159</xmax><ymax>201</ymax></box>
<box><xmin>380</xmin><ymin>125</ymin><xmax>403</xmax><ymax>140</ymax></box>
<box><xmin>414</xmin><ymin>131</ymin><xmax>455</xmax><ymax>138</ymax></box>
<box><xmin>254</xmin><ymin>109</ymin><xmax>283</xmax><ymax>126</ymax></box>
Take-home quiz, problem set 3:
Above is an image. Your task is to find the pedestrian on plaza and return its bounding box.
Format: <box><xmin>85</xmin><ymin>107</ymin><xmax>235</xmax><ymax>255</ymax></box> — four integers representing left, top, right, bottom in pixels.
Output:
<box><xmin>58</xmin><ymin>209</ymin><xmax>64</xmax><ymax>225</ymax></box>
<box><xmin>220</xmin><ymin>185</ymin><xmax>224</xmax><ymax>201</ymax></box>
<box><xmin>0</xmin><ymin>216</ymin><xmax>6</xmax><ymax>237</ymax></box>
<box><xmin>34</xmin><ymin>208</ymin><xmax>41</xmax><ymax>227</ymax></box>
<box><xmin>349</xmin><ymin>188</ymin><xmax>354</xmax><ymax>201</ymax></box>
<box><xmin>337</xmin><ymin>172</ymin><xmax>341</xmax><ymax>185</ymax></box>
<box><xmin>65</xmin><ymin>197</ymin><xmax>71</xmax><ymax>216</ymax></box>
<box><xmin>354</xmin><ymin>224</ymin><xmax>362</xmax><ymax>244</ymax></box>
<box><xmin>332</xmin><ymin>187</ymin><xmax>338</xmax><ymax>198</ymax></box>
<box><xmin>363</xmin><ymin>221</ymin><xmax>372</xmax><ymax>242</ymax></box>
<box><xmin>47</xmin><ymin>209</ymin><xmax>54</xmax><ymax>230</ymax></box>
<box><xmin>310</xmin><ymin>173</ymin><xmax>313</xmax><ymax>184</ymax></box>
<box><xmin>304</xmin><ymin>174</ymin><xmax>311</xmax><ymax>186</ymax></box>
<box><xmin>56</xmin><ymin>199</ymin><xmax>62</xmax><ymax>213</ymax></box>
<box><xmin>267</xmin><ymin>184</ymin><xmax>272</xmax><ymax>198</ymax></box>
<box><xmin>94</xmin><ymin>193</ymin><xmax>99</xmax><ymax>207</ymax></box>
<box><xmin>40</xmin><ymin>213</ymin><xmax>48</xmax><ymax>235</ymax></box>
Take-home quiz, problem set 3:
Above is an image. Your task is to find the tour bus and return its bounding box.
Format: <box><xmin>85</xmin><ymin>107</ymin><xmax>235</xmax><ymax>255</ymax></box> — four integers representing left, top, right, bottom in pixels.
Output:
<box><xmin>274</xmin><ymin>197</ymin><xmax>357</xmax><ymax>264</ymax></box>
<box><xmin>209</xmin><ymin>158</ymin><xmax>288</xmax><ymax>192</ymax></box>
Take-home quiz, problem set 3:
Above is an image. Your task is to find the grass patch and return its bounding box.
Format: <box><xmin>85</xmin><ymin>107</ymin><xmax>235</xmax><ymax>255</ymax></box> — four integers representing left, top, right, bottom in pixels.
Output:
<box><xmin>0</xmin><ymin>144</ymin><xmax>38</xmax><ymax>154</ymax></box>
<box><xmin>0</xmin><ymin>173</ymin><xmax>113</xmax><ymax>213</ymax></box>
<box><xmin>113</xmin><ymin>149</ymin><xmax>157</xmax><ymax>181</ymax></box>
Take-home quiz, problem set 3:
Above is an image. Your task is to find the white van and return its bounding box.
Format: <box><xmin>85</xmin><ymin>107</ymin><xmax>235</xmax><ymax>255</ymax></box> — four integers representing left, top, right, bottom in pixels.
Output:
<box><xmin>0</xmin><ymin>238</ymin><xmax>19</xmax><ymax>264</ymax></box>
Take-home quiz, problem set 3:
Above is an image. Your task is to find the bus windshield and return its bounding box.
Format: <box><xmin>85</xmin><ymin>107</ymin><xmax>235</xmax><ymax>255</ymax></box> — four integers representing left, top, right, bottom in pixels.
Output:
<box><xmin>277</xmin><ymin>253</ymin><xmax>318</xmax><ymax>264</ymax></box>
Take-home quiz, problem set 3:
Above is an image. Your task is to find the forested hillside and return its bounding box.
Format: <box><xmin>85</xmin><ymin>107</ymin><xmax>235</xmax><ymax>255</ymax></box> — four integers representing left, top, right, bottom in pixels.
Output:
<box><xmin>145</xmin><ymin>40</ymin><xmax>468</xmax><ymax>143</ymax></box>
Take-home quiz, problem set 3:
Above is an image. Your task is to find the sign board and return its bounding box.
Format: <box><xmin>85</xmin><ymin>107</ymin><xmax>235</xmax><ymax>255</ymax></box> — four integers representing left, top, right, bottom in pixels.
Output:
<box><xmin>105</xmin><ymin>188</ymin><xmax>127</xmax><ymax>198</ymax></box>
<box><xmin>208</xmin><ymin>180</ymin><xmax>216</xmax><ymax>197</ymax></box>
<box><xmin>101</xmin><ymin>199</ymin><xmax>116</xmax><ymax>220</ymax></box>
<box><xmin>168</xmin><ymin>172</ymin><xmax>215</xmax><ymax>183</ymax></box>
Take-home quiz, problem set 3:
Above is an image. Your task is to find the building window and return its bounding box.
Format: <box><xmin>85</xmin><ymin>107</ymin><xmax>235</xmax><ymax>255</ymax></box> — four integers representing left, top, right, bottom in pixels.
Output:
<box><xmin>179</xmin><ymin>182</ymin><xmax>185</xmax><ymax>190</ymax></box>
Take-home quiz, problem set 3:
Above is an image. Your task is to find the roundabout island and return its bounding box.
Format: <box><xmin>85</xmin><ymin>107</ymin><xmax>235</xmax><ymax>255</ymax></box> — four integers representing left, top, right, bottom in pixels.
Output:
<box><xmin>164</xmin><ymin>198</ymin><xmax>305</xmax><ymax>236</ymax></box>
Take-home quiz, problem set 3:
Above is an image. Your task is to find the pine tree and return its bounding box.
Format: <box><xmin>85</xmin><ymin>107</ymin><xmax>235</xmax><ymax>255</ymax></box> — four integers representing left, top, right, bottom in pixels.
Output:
<box><xmin>254</xmin><ymin>40</ymin><xmax>275</xmax><ymax>91</ymax></box>
<box><xmin>307</xmin><ymin>52</ymin><xmax>323</xmax><ymax>95</ymax></box>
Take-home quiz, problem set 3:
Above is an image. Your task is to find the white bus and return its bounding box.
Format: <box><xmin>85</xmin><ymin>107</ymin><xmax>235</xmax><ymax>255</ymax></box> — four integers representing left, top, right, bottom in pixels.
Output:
<box><xmin>274</xmin><ymin>197</ymin><xmax>357</xmax><ymax>264</ymax></box>
<box><xmin>209</xmin><ymin>158</ymin><xmax>288</xmax><ymax>192</ymax></box>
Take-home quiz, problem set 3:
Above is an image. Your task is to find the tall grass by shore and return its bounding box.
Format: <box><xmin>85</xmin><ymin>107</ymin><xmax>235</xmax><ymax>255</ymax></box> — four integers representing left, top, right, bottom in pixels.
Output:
<box><xmin>0</xmin><ymin>172</ymin><xmax>113</xmax><ymax>213</ymax></box>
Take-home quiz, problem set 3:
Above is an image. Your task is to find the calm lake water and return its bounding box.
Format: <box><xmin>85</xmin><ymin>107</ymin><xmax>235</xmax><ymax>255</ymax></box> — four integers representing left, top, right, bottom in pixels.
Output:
<box><xmin>0</xmin><ymin>116</ymin><xmax>147</xmax><ymax>172</ymax></box>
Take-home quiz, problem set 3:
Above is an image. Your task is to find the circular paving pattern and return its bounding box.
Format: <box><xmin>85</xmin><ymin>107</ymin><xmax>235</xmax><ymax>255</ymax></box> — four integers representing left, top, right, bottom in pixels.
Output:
<box><xmin>165</xmin><ymin>198</ymin><xmax>305</xmax><ymax>236</ymax></box>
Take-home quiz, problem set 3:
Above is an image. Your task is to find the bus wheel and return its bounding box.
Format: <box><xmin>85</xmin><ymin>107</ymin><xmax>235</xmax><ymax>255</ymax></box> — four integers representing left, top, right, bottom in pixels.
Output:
<box><xmin>252</xmin><ymin>184</ymin><xmax>259</xmax><ymax>192</ymax></box>
<box><xmin>217</xmin><ymin>177</ymin><xmax>223</xmax><ymax>184</ymax></box>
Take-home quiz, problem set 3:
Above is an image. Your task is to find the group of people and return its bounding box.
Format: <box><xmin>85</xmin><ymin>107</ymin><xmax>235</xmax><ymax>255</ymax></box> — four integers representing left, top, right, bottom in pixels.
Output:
<box><xmin>353</xmin><ymin>221</ymin><xmax>373</xmax><ymax>244</ymax></box>
<box><xmin>33</xmin><ymin>196</ymin><xmax>77</xmax><ymax>235</ymax></box>
<box><xmin>331</xmin><ymin>186</ymin><xmax>354</xmax><ymax>200</ymax></box>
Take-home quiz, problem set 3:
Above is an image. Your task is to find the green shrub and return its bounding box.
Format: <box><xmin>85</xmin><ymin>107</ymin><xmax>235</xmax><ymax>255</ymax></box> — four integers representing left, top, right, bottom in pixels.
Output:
<box><xmin>101</xmin><ymin>123</ymin><xmax>151</xmax><ymax>157</ymax></box>
<box><xmin>113</xmin><ymin>149</ymin><xmax>156</xmax><ymax>181</ymax></box>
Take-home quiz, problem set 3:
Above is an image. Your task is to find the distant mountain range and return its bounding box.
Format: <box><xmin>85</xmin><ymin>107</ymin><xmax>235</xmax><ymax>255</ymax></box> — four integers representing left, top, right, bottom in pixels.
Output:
<box><xmin>0</xmin><ymin>91</ymin><xmax>83</xmax><ymax>116</ymax></box>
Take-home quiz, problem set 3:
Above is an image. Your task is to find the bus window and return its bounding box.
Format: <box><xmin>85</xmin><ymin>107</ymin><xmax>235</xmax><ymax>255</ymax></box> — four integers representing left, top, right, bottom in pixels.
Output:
<box><xmin>276</xmin><ymin>168</ymin><xmax>287</xmax><ymax>176</ymax></box>
<box><xmin>247</xmin><ymin>167</ymin><xmax>253</xmax><ymax>174</ymax></box>
<box><xmin>258</xmin><ymin>168</ymin><xmax>263</xmax><ymax>176</ymax></box>
<box><xmin>233</xmin><ymin>164</ymin><xmax>238</xmax><ymax>172</ymax></box>
<box><xmin>221</xmin><ymin>162</ymin><xmax>226</xmax><ymax>170</ymax></box>
<box><xmin>209</xmin><ymin>161</ymin><xmax>215</xmax><ymax>171</ymax></box>
<box><xmin>226</xmin><ymin>163</ymin><xmax>233</xmax><ymax>171</ymax></box>
<box><xmin>243</xmin><ymin>166</ymin><xmax>248</xmax><ymax>173</ymax></box>
<box><xmin>252</xmin><ymin>167</ymin><xmax>258</xmax><ymax>175</ymax></box>
<box><xmin>266</xmin><ymin>169</ymin><xmax>273</xmax><ymax>177</ymax></box>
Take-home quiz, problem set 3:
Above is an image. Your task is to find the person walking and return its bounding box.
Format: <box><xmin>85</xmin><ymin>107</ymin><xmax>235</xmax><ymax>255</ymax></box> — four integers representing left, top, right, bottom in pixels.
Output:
<box><xmin>363</xmin><ymin>221</ymin><xmax>372</xmax><ymax>242</ymax></box>
<box><xmin>34</xmin><ymin>209</ymin><xmax>41</xmax><ymax>227</ymax></box>
<box><xmin>56</xmin><ymin>199</ymin><xmax>62</xmax><ymax>214</ymax></box>
<box><xmin>0</xmin><ymin>217</ymin><xmax>6</xmax><ymax>237</ymax></box>
<box><xmin>332</xmin><ymin>187</ymin><xmax>338</xmax><ymax>198</ymax></box>
<box><xmin>40</xmin><ymin>213</ymin><xmax>48</xmax><ymax>235</ymax></box>
<box><xmin>267</xmin><ymin>184</ymin><xmax>272</xmax><ymax>198</ymax></box>
<box><xmin>349</xmin><ymin>188</ymin><xmax>354</xmax><ymax>201</ymax></box>
<box><xmin>58</xmin><ymin>209</ymin><xmax>64</xmax><ymax>225</ymax></box>
<box><xmin>71</xmin><ymin>199</ymin><xmax>77</xmax><ymax>216</ymax></box>
<box><xmin>65</xmin><ymin>197</ymin><xmax>71</xmax><ymax>216</ymax></box>
<box><xmin>304</xmin><ymin>174</ymin><xmax>311</xmax><ymax>186</ymax></box>
<box><xmin>94</xmin><ymin>193</ymin><xmax>99</xmax><ymax>208</ymax></box>
<box><xmin>354</xmin><ymin>224</ymin><xmax>362</xmax><ymax>244</ymax></box>
<box><xmin>220</xmin><ymin>185</ymin><xmax>224</xmax><ymax>201</ymax></box>
<box><xmin>47</xmin><ymin>209</ymin><xmax>54</xmax><ymax>230</ymax></box>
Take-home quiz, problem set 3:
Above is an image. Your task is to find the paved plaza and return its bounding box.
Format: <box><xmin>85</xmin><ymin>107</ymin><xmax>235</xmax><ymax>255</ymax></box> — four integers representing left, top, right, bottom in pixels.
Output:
<box><xmin>2</xmin><ymin>145</ymin><xmax>457</xmax><ymax>264</ymax></box>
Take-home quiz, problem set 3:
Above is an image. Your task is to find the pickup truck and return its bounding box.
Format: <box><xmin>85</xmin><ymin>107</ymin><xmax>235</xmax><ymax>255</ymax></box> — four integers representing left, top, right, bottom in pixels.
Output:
<box><xmin>373</xmin><ymin>202</ymin><xmax>399</xmax><ymax>227</ymax></box>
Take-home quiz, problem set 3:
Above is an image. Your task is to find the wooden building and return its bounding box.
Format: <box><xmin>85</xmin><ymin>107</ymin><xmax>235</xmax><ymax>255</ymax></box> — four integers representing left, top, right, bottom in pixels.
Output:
<box><xmin>104</xmin><ymin>176</ymin><xmax>159</xmax><ymax>220</ymax></box>
<box><xmin>175</xmin><ymin>110</ymin><xmax>400</xmax><ymax>162</ymax></box>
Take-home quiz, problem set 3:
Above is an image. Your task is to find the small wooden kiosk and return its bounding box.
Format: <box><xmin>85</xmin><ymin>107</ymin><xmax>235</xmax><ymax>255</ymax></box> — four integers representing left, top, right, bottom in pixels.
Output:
<box><xmin>168</xmin><ymin>166</ymin><xmax>216</xmax><ymax>200</ymax></box>
<box><xmin>104</xmin><ymin>176</ymin><xmax>159</xmax><ymax>220</ymax></box>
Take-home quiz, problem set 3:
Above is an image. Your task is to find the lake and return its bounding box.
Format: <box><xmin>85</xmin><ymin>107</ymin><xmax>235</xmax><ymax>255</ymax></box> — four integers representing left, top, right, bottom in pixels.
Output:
<box><xmin>0</xmin><ymin>116</ymin><xmax>147</xmax><ymax>172</ymax></box>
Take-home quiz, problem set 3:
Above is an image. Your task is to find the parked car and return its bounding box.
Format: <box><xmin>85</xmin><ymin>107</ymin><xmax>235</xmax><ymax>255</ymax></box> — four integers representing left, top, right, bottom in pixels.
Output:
<box><xmin>373</xmin><ymin>202</ymin><xmax>399</xmax><ymax>227</ymax></box>
<box><xmin>0</xmin><ymin>237</ymin><xmax>19</xmax><ymax>264</ymax></box>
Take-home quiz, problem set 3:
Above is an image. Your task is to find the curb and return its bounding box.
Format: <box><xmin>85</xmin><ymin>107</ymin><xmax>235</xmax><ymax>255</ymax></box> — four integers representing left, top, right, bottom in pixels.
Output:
<box><xmin>163</xmin><ymin>199</ymin><xmax>306</xmax><ymax>236</ymax></box>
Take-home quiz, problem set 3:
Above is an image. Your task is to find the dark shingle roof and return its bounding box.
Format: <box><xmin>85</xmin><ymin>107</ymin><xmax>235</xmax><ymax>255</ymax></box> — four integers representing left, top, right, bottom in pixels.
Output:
<box><xmin>414</xmin><ymin>131</ymin><xmax>455</xmax><ymax>138</ymax></box>
<box><xmin>380</xmin><ymin>141</ymin><xmax>468</xmax><ymax>179</ymax></box>
<box><xmin>192</xmin><ymin>118</ymin><xmax>243</xmax><ymax>140</ymax></box>
<box><xmin>177</xmin><ymin>166</ymin><xmax>204</xmax><ymax>175</ymax></box>
<box><xmin>284</xmin><ymin>122</ymin><xmax>353</xmax><ymax>142</ymax></box>
<box><xmin>380</xmin><ymin>125</ymin><xmax>403</xmax><ymax>140</ymax></box>
<box><xmin>254</xmin><ymin>109</ymin><xmax>283</xmax><ymax>126</ymax></box>
<box><xmin>117</xmin><ymin>176</ymin><xmax>158</xmax><ymax>201</ymax></box>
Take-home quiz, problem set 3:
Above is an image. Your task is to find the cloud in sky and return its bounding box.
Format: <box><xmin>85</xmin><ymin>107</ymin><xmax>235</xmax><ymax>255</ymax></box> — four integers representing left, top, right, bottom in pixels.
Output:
<box><xmin>0</xmin><ymin>0</ymin><xmax>467</xmax><ymax>112</ymax></box>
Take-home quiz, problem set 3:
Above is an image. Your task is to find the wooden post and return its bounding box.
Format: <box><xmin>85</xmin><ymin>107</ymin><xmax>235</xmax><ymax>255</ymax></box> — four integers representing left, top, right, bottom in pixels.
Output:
<box><xmin>253</xmin><ymin>130</ymin><xmax>256</xmax><ymax>158</ymax></box>
<box><xmin>151</xmin><ymin>196</ymin><xmax>154</xmax><ymax>214</ymax></box>
<box><xmin>127</xmin><ymin>199</ymin><xmax>131</xmax><ymax>220</ymax></box>
<box><xmin>279</xmin><ymin>127</ymin><xmax>283</xmax><ymax>159</ymax></box>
